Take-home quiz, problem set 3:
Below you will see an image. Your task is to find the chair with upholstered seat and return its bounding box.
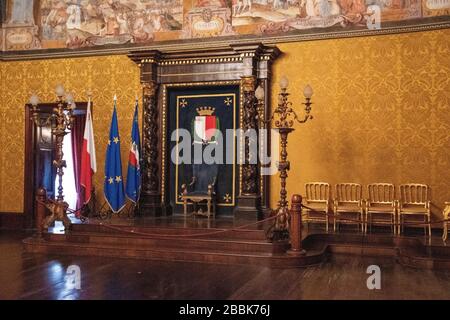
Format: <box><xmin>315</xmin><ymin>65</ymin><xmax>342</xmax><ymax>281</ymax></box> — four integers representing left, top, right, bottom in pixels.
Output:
<box><xmin>366</xmin><ymin>183</ymin><xmax>397</xmax><ymax>234</ymax></box>
<box><xmin>303</xmin><ymin>182</ymin><xmax>331</xmax><ymax>232</ymax></box>
<box><xmin>333</xmin><ymin>183</ymin><xmax>364</xmax><ymax>232</ymax></box>
<box><xmin>181</xmin><ymin>163</ymin><xmax>218</xmax><ymax>218</ymax></box>
<box><xmin>442</xmin><ymin>202</ymin><xmax>450</xmax><ymax>241</ymax></box>
<box><xmin>398</xmin><ymin>184</ymin><xmax>431</xmax><ymax>236</ymax></box>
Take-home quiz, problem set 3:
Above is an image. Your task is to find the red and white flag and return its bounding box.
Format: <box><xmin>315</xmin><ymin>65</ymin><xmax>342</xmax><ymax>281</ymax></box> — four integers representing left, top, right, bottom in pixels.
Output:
<box><xmin>80</xmin><ymin>99</ymin><xmax>97</xmax><ymax>204</ymax></box>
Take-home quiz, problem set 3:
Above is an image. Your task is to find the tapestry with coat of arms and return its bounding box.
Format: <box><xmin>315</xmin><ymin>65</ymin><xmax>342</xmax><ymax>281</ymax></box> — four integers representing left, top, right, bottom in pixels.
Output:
<box><xmin>168</xmin><ymin>85</ymin><xmax>240</xmax><ymax>216</ymax></box>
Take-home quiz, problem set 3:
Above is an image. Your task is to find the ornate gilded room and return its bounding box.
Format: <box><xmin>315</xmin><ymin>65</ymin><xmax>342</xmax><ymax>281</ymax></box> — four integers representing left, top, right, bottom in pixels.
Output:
<box><xmin>0</xmin><ymin>0</ymin><xmax>449</xmax><ymax>303</ymax></box>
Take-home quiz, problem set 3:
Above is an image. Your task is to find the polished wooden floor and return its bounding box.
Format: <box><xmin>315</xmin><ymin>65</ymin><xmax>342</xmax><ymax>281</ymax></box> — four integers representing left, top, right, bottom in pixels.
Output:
<box><xmin>2</xmin><ymin>231</ymin><xmax>450</xmax><ymax>300</ymax></box>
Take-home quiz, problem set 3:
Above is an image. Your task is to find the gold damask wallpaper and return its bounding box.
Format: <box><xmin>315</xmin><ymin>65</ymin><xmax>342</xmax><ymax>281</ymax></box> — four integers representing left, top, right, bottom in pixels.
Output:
<box><xmin>270</xmin><ymin>28</ymin><xmax>450</xmax><ymax>218</ymax></box>
<box><xmin>0</xmin><ymin>28</ymin><xmax>449</xmax><ymax>219</ymax></box>
<box><xmin>0</xmin><ymin>55</ymin><xmax>141</xmax><ymax>212</ymax></box>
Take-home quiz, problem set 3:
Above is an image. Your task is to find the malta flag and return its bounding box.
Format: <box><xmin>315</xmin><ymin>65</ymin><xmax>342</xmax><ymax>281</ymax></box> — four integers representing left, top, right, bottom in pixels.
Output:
<box><xmin>80</xmin><ymin>99</ymin><xmax>97</xmax><ymax>205</ymax></box>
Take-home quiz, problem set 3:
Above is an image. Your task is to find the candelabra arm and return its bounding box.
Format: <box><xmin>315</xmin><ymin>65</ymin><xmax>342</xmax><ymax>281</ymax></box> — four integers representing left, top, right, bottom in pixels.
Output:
<box><xmin>293</xmin><ymin>100</ymin><xmax>313</xmax><ymax>124</ymax></box>
<box><xmin>293</xmin><ymin>113</ymin><xmax>312</xmax><ymax>124</ymax></box>
<box><xmin>32</xmin><ymin>114</ymin><xmax>55</xmax><ymax>128</ymax></box>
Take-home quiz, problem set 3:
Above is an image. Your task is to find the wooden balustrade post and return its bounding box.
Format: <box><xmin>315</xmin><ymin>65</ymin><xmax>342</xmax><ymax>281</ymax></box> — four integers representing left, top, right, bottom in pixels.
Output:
<box><xmin>288</xmin><ymin>194</ymin><xmax>306</xmax><ymax>255</ymax></box>
<box><xmin>35</xmin><ymin>188</ymin><xmax>47</xmax><ymax>238</ymax></box>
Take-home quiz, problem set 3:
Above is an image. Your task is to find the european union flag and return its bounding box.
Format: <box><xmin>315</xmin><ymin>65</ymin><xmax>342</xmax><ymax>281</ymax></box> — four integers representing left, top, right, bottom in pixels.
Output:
<box><xmin>104</xmin><ymin>97</ymin><xmax>126</xmax><ymax>213</ymax></box>
<box><xmin>125</xmin><ymin>100</ymin><xmax>141</xmax><ymax>203</ymax></box>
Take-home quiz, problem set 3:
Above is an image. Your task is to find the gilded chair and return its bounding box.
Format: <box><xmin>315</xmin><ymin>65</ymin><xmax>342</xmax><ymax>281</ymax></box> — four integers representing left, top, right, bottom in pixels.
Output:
<box><xmin>442</xmin><ymin>202</ymin><xmax>450</xmax><ymax>241</ymax></box>
<box><xmin>181</xmin><ymin>163</ymin><xmax>218</xmax><ymax>218</ymax></box>
<box><xmin>365</xmin><ymin>183</ymin><xmax>397</xmax><ymax>234</ymax></box>
<box><xmin>303</xmin><ymin>182</ymin><xmax>331</xmax><ymax>232</ymax></box>
<box><xmin>333</xmin><ymin>183</ymin><xmax>364</xmax><ymax>232</ymax></box>
<box><xmin>398</xmin><ymin>184</ymin><xmax>431</xmax><ymax>236</ymax></box>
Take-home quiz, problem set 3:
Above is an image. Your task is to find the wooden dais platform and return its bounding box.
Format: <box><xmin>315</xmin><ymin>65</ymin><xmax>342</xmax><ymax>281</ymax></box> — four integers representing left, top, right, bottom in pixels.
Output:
<box><xmin>23</xmin><ymin>217</ymin><xmax>450</xmax><ymax>269</ymax></box>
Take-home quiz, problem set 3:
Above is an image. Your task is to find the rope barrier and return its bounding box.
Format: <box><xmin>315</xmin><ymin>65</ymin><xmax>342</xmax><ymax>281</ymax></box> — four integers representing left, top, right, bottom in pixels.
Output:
<box><xmin>36</xmin><ymin>197</ymin><xmax>134</xmax><ymax>221</ymax></box>
<box><xmin>36</xmin><ymin>198</ymin><xmax>84</xmax><ymax>215</ymax></box>
<box><xmin>36</xmin><ymin>196</ymin><xmax>447</xmax><ymax>240</ymax></box>
<box><xmin>96</xmin><ymin>215</ymin><xmax>277</xmax><ymax>238</ymax></box>
<box><xmin>36</xmin><ymin>196</ymin><xmax>278</xmax><ymax>238</ymax></box>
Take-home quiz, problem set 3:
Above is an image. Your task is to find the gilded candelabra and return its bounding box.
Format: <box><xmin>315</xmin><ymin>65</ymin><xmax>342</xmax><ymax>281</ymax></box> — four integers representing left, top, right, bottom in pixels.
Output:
<box><xmin>256</xmin><ymin>77</ymin><xmax>313</xmax><ymax>240</ymax></box>
<box><xmin>29</xmin><ymin>85</ymin><xmax>76</xmax><ymax>230</ymax></box>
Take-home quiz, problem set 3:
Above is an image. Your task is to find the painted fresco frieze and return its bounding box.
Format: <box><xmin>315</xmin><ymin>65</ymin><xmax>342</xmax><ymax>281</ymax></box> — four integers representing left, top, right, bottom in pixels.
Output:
<box><xmin>0</xmin><ymin>0</ymin><xmax>448</xmax><ymax>53</ymax></box>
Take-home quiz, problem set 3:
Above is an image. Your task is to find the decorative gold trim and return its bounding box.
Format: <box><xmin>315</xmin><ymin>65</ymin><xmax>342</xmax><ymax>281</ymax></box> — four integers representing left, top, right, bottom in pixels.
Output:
<box><xmin>160</xmin><ymin>70</ymin><xmax>243</xmax><ymax>77</ymax></box>
<box><xmin>241</xmin><ymin>76</ymin><xmax>256</xmax><ymax>93</ymax></box>
<box><xmin>142</xmin><ymin>81</ymin><xmax>157</xmax><ymax>96</ymax></box>
<box><xmin>1</xmin><ymin>20</ymin><xmax>449</xmax><ymax>61</ymax></box>
<box><xmin>161</xmin><ymin>85</ymin><xmax>168</xmax><ymax>201</ymax></box>
<box><xmin>161</xmin><ymin>81</ymin><xmax>241</xmax><ymax>206</ymax></box>
<box><xmin>259</xmin><ymin>79</ymin><xmax>267</xmax><ymax>205</ymax></box>
<box><xmin>239</xmin><ymin>85</ymin><xmax>244</xmax><ymax>194</ymax></box>
<box><xmin>141</xmin><ymin>56</ymin><xmax>242</xmax><ymax>65</ymax></box>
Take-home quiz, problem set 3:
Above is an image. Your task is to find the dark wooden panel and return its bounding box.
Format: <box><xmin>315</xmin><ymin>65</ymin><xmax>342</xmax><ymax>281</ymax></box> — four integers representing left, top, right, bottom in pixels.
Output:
<box><xmin>0</xmin><ymin>213</ymin><xmax>24</xmax><ymax>230</ymax></box>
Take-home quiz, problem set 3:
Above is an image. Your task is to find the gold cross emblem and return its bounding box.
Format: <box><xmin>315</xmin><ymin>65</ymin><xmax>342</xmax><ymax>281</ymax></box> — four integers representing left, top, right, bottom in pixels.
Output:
<box><xmin>223</xmin><ymin>194</ymin><xmax>232</xmax><ymax>203</ymax></box>
<box><xmin>224</xmin><ymin>97</ymin><xmax>233</xmax><ymax>106</ymax></box>
<box><xmin>179</xmin><ymin>99</ymin><xmax>188</xmax><ymax>108</ymax></box>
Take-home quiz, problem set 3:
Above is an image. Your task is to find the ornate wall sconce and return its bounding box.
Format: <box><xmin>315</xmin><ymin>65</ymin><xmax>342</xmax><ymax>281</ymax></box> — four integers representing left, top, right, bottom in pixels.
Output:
<box><xmin>29</xmin><ymin>84</ymin><xmax>76</xmax><ymax>231</ymax></box>
<box><xmin>256</xmin><ymin>77</ymin><xmax>313</xmax><ymax>240</ymax></box>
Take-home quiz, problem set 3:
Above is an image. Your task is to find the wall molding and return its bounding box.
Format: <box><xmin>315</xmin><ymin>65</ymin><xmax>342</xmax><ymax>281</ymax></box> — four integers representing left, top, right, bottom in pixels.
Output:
<box><xmin>0</xmin><ymin>17</ymin><xmax>449</xmax><ymax>62</ymax></box>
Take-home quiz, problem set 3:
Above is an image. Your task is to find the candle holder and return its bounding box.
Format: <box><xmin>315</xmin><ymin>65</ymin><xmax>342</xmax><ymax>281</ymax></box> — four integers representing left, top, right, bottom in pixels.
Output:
<box><xmin>29</xmin><ymin>85</ymin><xmax>76</xmax><ymax>231</ymax></box>
<box><xmin>256</xmin><ymin>77</ymin><xmax>313</xmax><ymax>240</ymax></box>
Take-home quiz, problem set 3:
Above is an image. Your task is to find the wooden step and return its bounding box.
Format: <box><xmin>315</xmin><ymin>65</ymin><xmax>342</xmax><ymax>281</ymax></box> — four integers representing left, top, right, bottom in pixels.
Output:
<box><xmin>23</xmin><ymin>227</ymin><xmax>450</xmax><ymax>269</ymax></box>
<box><xmin>398</xmin><ymin>247</ymin><xmax>450</xmax><ymax>269</ymax></box>
<box><xmin>70</xmin><ymin>223</ymin><xmax>267</xmax><ymax>241</ymax></box>
<box><xmin>23</xmin><ymin>237</ymin><xmax>325</xmax><ymax>268</ymax></box>
<box><xmin>44</xmin><ymin>232</ymin><xmax>287</xmax><ymax>255</ymax></box>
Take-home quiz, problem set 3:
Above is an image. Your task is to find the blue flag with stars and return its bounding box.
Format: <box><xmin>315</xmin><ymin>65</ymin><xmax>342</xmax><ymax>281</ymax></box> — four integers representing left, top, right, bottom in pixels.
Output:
<box><xmin>125</xmin><ymin>100</ymin><xmax>141</xmax><ymax>203</ymax></box>
<box><xmin>104</xmin><ymin>98</ymin><xmax>126</xmax><ymax>213</ymax></box>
